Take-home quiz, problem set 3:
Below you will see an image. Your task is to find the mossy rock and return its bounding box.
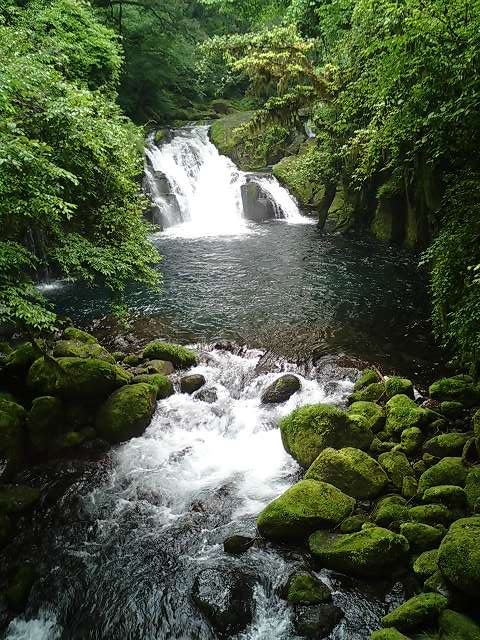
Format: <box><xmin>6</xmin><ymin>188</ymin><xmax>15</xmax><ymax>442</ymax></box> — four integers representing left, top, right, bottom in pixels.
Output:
<box><xmin>0</xmin><ymin>400</ymin><xmax>26</xmax><ymax>459</ymax></box>
<box><xmin>53</xmin><ymin>340</ymin><xmax>114</xmax><ymax>363</ymax></box>
<box><xmin>370</xmin><ymin>630</ymin><xmax>410</xmax><ymax>640</ymax></box>
<box><xmin>429</xmin><ymin>377</ymin><xmax>480</xmax><ymax>408</ymax></box>
<box><xmin>378</xmin><ymin>451</ymin><xmax>414</xmax><ymax>490</ymax></box>
<box><xmin>398</xmin><ymin>427</ymin><xmax>423</xmax><ymax>455</ymax></box>
<box><xmin>348</xmin><ymin>401</ymin><xmax>385</xmax><ymax>432</ymax></box>
<box><xmin>385</xmin><ymin>377</ymin><xmax>414</xmax><ymax>400</ymax></box>
<box><xmin>144</xmin><ymin>359</ymin><xmax>175</xmax><ymax>375</ymax></box>
<box><xmin>0</xmin><ymin>391</ymin><xmax>16</xmax><ymax>403</ymax></box>
<box><xmin>279</xmin><ymin>403</ymin><xmax>373</xmax><ymax>468</ymax></box>
<box><xmin>271</xmin><ymin>153</ymin><xmax>315</xmax><ymax>205</ymax></box>
<box><xmin>385</xmin><ymin>394</ymin><xmax>434</xmax><ymax>437</ymax></box>
<box><xmin>440</xmin><ymin>401</ymin><xmax>464</xmax><ymax>419</ymax></box>
<box><xmin>27</xmin><ymin>357</ymin><xmax>132</xmax><ymax>402</ymax></box>
<box><xmin>0</xmin><ymin>342</ymin><xmax>13</xmax><ymax>356</ymax></box>
<box><xmin>286</xmin><ymin>572</ymin><xmax>331</xmax><ymax>605</ymax></box>
<box><xmin>473</xmin><ymin>409</ymin><xmax>480</xmax><ymax>438</ymax></box>
<box><xmin>26</xmin><ymin>396</ymin><xmax>63</xmax><ymax>452</ymax></box>
<box><xmin>381</xmin><ymin>592</ymin><xmax>448</xmax><ymax>632</ymax></box>
<box><xmin>437</xmin><ymin>516</ymin><xmax>480</xmax><ymax>596</ymax></box>
<box><xmin>142</xmin><ymin>342</ymin><xmax>197</xmax><ymax>369</ymax></box>
<box><xmin>408</xmin><ymin>504</ymin><xmax>451</xmax><ymax>527</ymax></box>
<box><xmin>417</xmin><ymin>457</ymin><xmax>468</xmax><ymax>494</ymax></box>
<box><xmin>423</xmin><ymin>432</ymin><xmax>472</xmax><ymax>458</ymax></box>
<box><xmin>374</xmin><ymin>495</ymin><xmax>409</xmax><ymax>529</ymax></box>
<box><xmin>422</xmin><ymin>485</ymin><xmax>466</xmax><ymax>508</ymax></box>
<box><xmin>348</xmin><ymin>382</ymin><xmax>385</xmax><ymax>404</ymax></box>
<box><xmin>223</xmin><ymin>535</ymin><xmax>254</xmax><ymax>555</ymax></box>
<box><xmin>400</xmin><ymin>522</ymin><xmax>444</xmax><ymax>552</ymax></box>
<box><xmin>123</xmin><ymin>354</ymin><xmax>142</xmax><ymax>367</ymax></box>
<box><xmin>261</xmin><ymin>374</ymin><xmax>301</xmax><ymax>404</ymax></box>
<box><xmin>181</xmin><ymin>374</ymin><xmax>206</xmax><ymax>395</ymax></box>
<box><xmin>309</xmin><ymin>525</ymin><xmax>409</xmax><ymax>577</ymax></box>
<box><xmin>132</xmin><ymin>374</ymin><xmax>174</xmax><ymax>399</ymax></box>
<box><xmin>0</xmin><ymin>485</ymin><xmax>40</xmax><ymax>514</ymax></box>
<box><xmin>209</xmin><ymin>110</ymin><xmax>260</xmax><ymax>170</ymax></box>
<box><xmin>257</xmin><ymin>479</ymin><xmax>355</xmax><ymax>543</ymax></box>
<box><xmin>95</xmin><ymin>383</ymin><xmax>157</xmax><ymax>444</ymax></box>
<box><xmin>413</xmin><ymin>549</ymin><xmax>439</xmax><ymax>581</ymax></box>
<box><xmin>371</xmin><ymin>438</ymin><xmax>398</xmax><ymax>454</ymax></box>
<box><xmin>340</xmin><ymin>514</ymin><xmax>368</xmax><ymax>533</ymax></box>
<box><xmin>402</xmin><ymin>476</ymin><xmax>418</xmax><ymax>500</ymax></box>
<box><xmin>5</xmin><ymin>564</ymin><xmax>36</xmax><ymax>611</ymax></box>
<box><xmin>439</xmin><ymin>609</ymin><xmax>480</xmax><ymax>640</ymax></box>
<box><xmin>465</xmin><ymin>466</ymin><xmax>480</xmax><ymax>512</ymax></box>
<box><xmin>0</xmin><ymin>513</ymin><xmax>13</xmax><ymax>547</ymax></box>
<box><xmin>63</xmin><ymin>327</ymin><xmax>98</xmax><ymax>344</ymax></box>
<box><xmin>305</xmin><ymin>447</ymin><xmax>388</xmax><ymax>499</ymax></box>
<box><xmin>354</xmin><ymin>369</ymin><xmax>380</xmax><ymax>392</ymax></box>
<box><xmin>3</xmin><ymin>342</ymin><xmax>43</xmax><ymax>378</ymax></box>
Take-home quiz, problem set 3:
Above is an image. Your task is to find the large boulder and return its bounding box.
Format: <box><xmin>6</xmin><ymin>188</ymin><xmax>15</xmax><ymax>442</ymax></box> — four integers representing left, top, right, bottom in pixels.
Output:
<box><xmin>439</xmin><ymin>609</ymin><xmax>480</xmax><ymax>640</ymax></box>
<box><xmin>279</xmin><ymin>404</ymin><xmax>373</xmax><ymax>468</ymax></box>
<box><xmin>192</xmin><ymin>567</ymin><xmax>255</xmax><ymax>638</ymax></box>
<box><xmin>261</xmin><ymin>374</ymin><xmax>301</xmax><ymax>404</ymax></box>
<box><xmin>381</xmin><ymin>592</ymin><xmax>448</xmax><ymax>632</ymax></box>
<box><xmin>408</xmin><ymin>504</ymin><xmax>451</xmax><ymax>527</ymax></box>
<box><xmin>53</xmin><ymin>340</ymin><xmax>114</xmax><ymax>363</ymax></box>
<box><xmin>26</xmin><ymin>396</ymin><xmax>63</xmax><ymax>452</ymax></box>
<box><xmin>305</xmin><ymin>447</ymin><xmax>388</xmax><ymax>499</ymax></box>
<box><xmin>384</xmin><ymin>394</ymin><xmax>435</xmax><ymax>437</ymax></box>
<box><xmin>27</xmin><ymin>357</ymin><xmax>131</xmax><ymax>403</ymax></box>
<box><xmin>429</xmin><ymin>375</ymin><xmax>480</xmax><ymax>408</ymax></box>
<box><xmin>347</xmin><ymin>401</ymin><xmax>385</xmax><ymax>432</ymax></box>
<box><xmin>399</xmin><ymin>522</ymin><xmax>444</xmax><ymax>552</ymax></box>
<box><xmin>131</xmin><ymin>374</ymin><xmax>174</xmax><ymax>400</ymax></box>
<box><xmin>308</xmin><ymin>526</ymin><xmax>409</xmax><ymax>577</ymax></box>
<box><xmin>257</xmin><ymin>479</ymin><xmax>355</xmax><ymax>542</ymax></box>
<box><xmin>2</xmin><ymin>342</ymin><xmax>42</xmax><ymax>379</ymax></box>
<box><xmin>293</xmin><ymin>604</ymin><xmax>343</xmax><ymax>638</ymax></box>
<box><xmin>413</xmin><ymin>549</ymin><xmax>439</xmax><ymax>581</ymax></box>
<box><xmin>142</xmin><ymin>342</ymin><xmax>197</xmax><ymax>369</ymax></box>
<box><xmin>378</xmin><ymin>451</ymin><xmax>414</xmax><ymax>490</ymax></box>
<box><xmin>63</xmin><ymin>327</ymin><xmax>98</xmax><ymax>344</ymax></box>
<box><xmin>422</xmin><ymin>485</ymin><xmax>466</xmax><ymax>509</ymax></box>
<box><xmin>285</xmin><ymin>572</ymin><xmax>331</xmax><ymax>605</ymax></box>
<box><xmin>180</xmin><ymin>374</ymin><xmax>206</xmax><ymax>395</ymax></box>
<box><xmin>95</xmin><ymin>383</ymin><xmax>156</xmax><ymax>444</ymax></box>
<box><xmin>438</xmin><ymin>517</ymin><xmax>480</xmax><ymax>596</ymax></box>
<box><xmin>417</xmin><ymin>457</ymin><xmax>468</xmax><ymax>494</ymax></box>
<box><xmin>465</xmin><ymin>466</ymin><xmax>480</xmax><ymax>512</ymax></box>
<box><xmin>240</xmin><ymin>181</ymin><xmax>276</xmax><ymax>222</ymax></box>
<box><xmin>423</xmin><ymin>432</ymin><xmax>472</xmax><ymax>458</ymax></box>
<box><xmin>374</xmin><ymin>495</ymin><xmax>409</xmax><ymax>529</ymax></box>
<box><xmin>348</xmin><ymin>382</ymin><xmax>385</xmax><ymax>404</ymax></box>
<box><xmin>385</xmin><ymin>377</ymin><xmax>414</xmax><ymax>400</ymax></box>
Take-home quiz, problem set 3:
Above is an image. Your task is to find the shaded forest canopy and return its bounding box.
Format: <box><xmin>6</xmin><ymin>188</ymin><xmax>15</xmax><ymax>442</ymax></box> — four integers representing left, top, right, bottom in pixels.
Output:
<box><xmin>0</xmin><ymin>0</ymin><xmax>479</xmax><ymax>373</ymax></box>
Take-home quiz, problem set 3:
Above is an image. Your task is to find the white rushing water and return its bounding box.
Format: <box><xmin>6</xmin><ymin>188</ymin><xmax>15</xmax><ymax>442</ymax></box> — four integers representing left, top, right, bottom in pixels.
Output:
<box><xmin>144</xmin><ymin>126</ymin><xmax>308</xmax><ymax>237</ymax></box>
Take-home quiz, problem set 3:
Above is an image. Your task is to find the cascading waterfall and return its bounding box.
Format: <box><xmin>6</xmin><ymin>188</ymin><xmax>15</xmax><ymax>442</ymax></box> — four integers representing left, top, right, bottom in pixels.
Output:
<box><xmin>144</xmin><ymin>125</ymin><xmax>307</xmax><ymax>236</ymax></box>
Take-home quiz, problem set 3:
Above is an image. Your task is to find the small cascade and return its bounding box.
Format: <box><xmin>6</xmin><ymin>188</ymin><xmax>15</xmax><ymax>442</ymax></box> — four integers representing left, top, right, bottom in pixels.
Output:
<box><xmin>143</xmin><ymin>125</ymin><xmax>307</xmax><ymax>235</ymax></box>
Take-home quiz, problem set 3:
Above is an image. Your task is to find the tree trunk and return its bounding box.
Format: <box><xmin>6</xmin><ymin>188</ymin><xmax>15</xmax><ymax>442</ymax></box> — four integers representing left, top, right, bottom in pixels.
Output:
<box><xmin>317</xmin><ymin>182</ymin><xmax>337</xmax><ymax>232</ymax></box>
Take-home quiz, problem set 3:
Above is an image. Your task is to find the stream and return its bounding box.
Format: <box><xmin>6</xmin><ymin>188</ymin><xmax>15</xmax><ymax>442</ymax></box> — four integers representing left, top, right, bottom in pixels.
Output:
<box><xmin>4</xmin><ymin>125</ymin><xmax>434</xmax><ymax>639</ymax></box>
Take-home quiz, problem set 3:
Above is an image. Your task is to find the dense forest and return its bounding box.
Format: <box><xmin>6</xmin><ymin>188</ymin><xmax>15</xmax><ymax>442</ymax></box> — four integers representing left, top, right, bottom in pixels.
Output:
<box><xmin>1</xmin><ymin>0</ymin><xmax>479</xmax><ymax>372</ymax></box>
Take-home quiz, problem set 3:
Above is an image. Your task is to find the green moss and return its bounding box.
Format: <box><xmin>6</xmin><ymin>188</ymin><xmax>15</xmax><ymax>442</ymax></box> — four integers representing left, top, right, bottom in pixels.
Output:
<box><xmin>305</xmin><ymin>447</ymin><xmax>388</xmax><ymax>499</ymax></box>
<box><xmin>374</xmin><ymin>495</ymin><xmax>409</xmax><ymax>529</ymax></box>
<box><xmin>439</xmin><ymin>402</ymin><xmax>464</xmax><ymax>419</ymax></box>
<box><xmin>53</xmin><ymin>340</ymin><xmax>114</xmax><ymax>363</ymax></box>
<box><xmin>473</xmin><ymin>409</ymin><xmax>480</xmax><ymax>438</ymax></box>
<box><xmin>370</xmin><ymin>630</ymin><xmax>410</xmax><ymax>640</ymax></box>
<box><xmin>402</xmin><ymin>476</ymin><xmax>418</xmax><ymax>499</ymax></box>
<box><xmin>272</xmin><ymin>152</ymin><xmax>316</xmax><ymax>205</ymax></box>
<box><xmin>286</xmin><ymin>572</ymin><xmax>331</xmax><ymax>605</ymax></box>
<box><xmin>26</xmin><ymin>396</ymin><xmax>63</xmax><ymax>452</ymax></box>
<box><xmin>132</xmin><ymin>374</ymin><xmax>174</xmax><ymax>399</ymax></box>
<box><xmin>340</xmin><ymin>514</ymin><xmax>368</xmax><ymax>533</ymax></box>
<box><xmin>0</xmin><ymin>485</ymin><xmax>40</xmax><ymax>514</ymax></box>
<box><xmin>437</xmin><ymin>516</ymin><xmax>480</xmax><ymax>596</ymax></box>
<box><xmin>439</xmin><ymin>609</ymin><xmax>480</xmax><ymax>640</ymax></box>
<box><xmin>409</xmin><ymin>504</ymin><xmax>451</xmax><ymax>527</ymax></box>
<box><xmin>279</xmin><ymin>403</ymin><xmax>373</xmax><ymax>468</ymax></box>
<box><xmin>0</xmin><ymin>342</ymin><xmax>13</xmax><ymax>356</ymax></box>
<box><xmin>27</xmin><ymin>357</ymin><xmax>132</xmax><ymax>402</ymax></box>
<box><xmin>399</xmin><ymin>427</ymin><xmax>424</xmax><ymax>455</ymax></box>
<box><xmin>349</xmin><ymin>382</ymin><xmax>385</xmax><ymax>404</ymax></box>
<box><xmin>257</xmin><ymin>479</ymin><xmax>355</xmax><ymax>542</ymax></box>
<box><xmin>144</xmin><ymin>359</ymin><xmax>175</xmax><ymax>375</ymax></box>
<box><xmin>381</xmin><ymin>593</ymin><xmax>448</xmax><ymax>631</ymax></box>
<box><xmin>348</xmin><ymin>401</ymin><xmax>385</xmax><ymax>432</ymax></box>
<box><xmin>423</xmin><ymin>432</ymin><xmax>472</xmax><ymax>458</ymax></box>
<box><xmin>0</xmin><ymin>391</ymin><xmax>15</xmax><ymax>403</ymax></box>
<box><xmin>378</xmin><ymin>451</ymin><xmax>414</xmax><ymax>490</ymax></box>
<box><xmin>63</xmin><ymin>327</ymin><xmax>98</xmax><ymax>344</ymax></box>
<box><xmin>385</xmin><ymin>394</ymin><xmax>434</xmax><ymax>437</ymax></box>
<box><xmin>5</xmin><ymin>564</ymin><xmax>36</xmax><ymax>611</ymax></box>
<box><xmin>209</xmin><ymin>110</ymin><xmax>263</xmax><ymax>170</ymax></box>
<box><xmin>354</xmin><ymin>369</ymin><xmax>380</xmax><ymax>392</ymax></box>
<box><xmin>422</xmin><ymin>485</ymin><xmax>466</xmax><ymax>508</ymax></box>
<box><xmin>465</xmin><ymin>466</ymin><xmax>480</xmax><ymax>512</ymax></box>
<box><xmin>418</xmin><ymin>457</ymin><xmax>468</xmax><ymax>494</ymax></box>
<box><xmin>4</xmin><ymin>342</ymin><xmax>42</xmax><ymax>377</ymax></box>
<box><xmin>0</xmin><ymin>400</ymin><xmax>26</xmax><ymax>460</ymax></box>
<box><xmin>429</xmin><ymin>377</ymin><xmax>480</xmax><ymax>408</ymax></box>
<box><xmin>413</xmin><ymin>549</ymin><xmax>439</xmax><ymax>581</ymax></box>
<box><xmin>123</xmin><ymin>354</ymin><xmax>142</xmax><ymax>366</ymax></box>
<box><xmin>95</xmin><ymin>383</ymin><xmax>157</xmax><ymax>444</ymax></box>
<box><xmin>386</xmin><ymin>377</ymin><xmax>414</xmax><ymax>400</ymax></box>
<box><xmin>371</xmin><ymin>438</ymin><xmax>398</xmax><ymax>453</ymax></box>
<box><xmin>400</xmin><ymin>522</ymin><xmax>444</xmax><ymax>552</ymax></box>
<box><xmin>142</xmin><ymin>342</ymin><xmax>197</xmax><ymax>369</ymax></box>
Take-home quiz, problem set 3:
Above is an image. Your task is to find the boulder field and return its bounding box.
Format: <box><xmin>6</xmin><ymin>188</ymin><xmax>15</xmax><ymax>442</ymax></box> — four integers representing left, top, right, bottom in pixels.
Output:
<box><xmin>256</xmin><ymin>368</ymin><xmax>480</xmax><ymax>639</ymax></box>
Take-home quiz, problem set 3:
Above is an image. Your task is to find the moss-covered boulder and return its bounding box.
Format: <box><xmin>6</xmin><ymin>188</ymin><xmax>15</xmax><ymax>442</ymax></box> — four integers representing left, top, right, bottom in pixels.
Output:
<box><xmin>5</xmin><ymin>563</ymin><xmax>36</xmax><ymax>611</ymax></box>
<box><xmin>95</xmin><ymin>383</ymin><xmax>156</xmax><ymax>444</ymax></box>
<box><xmin>28</xmin><ymin>357</ymin><xmax>131</xmax><ymax>402</ymax></box>
<box><xmin>381</xmin><ymin>592</ymin><xmax>448</xmax><ymax>632</ymax></box>
<box><xmin>422</xmin><ymin>485</ymin><xmax>466</xmax><ymax>508</ymax></box>
<box><xmin>180</xmin><ymin>374</ymin><xmax>206</xmax><ymax>395</ymax></box>
<box><xmin>465</xmin><ymin>466</ymin><xmax>480</xmax><ymax>512</ymax></box>
<box><xmin>63</xmin><ymin>327</ymin><xmax>98</xmax><ymax>344</ymax></box>
<box><xmin>53</xmin><ymin>340</ymin><xmax>114</xmax><ymax>363</ymax></box>
<box><xmin>279</xmin><ymin>404</ymin><xmax>373</xmax><ymax>468</ymax></box>
<box><xmin>413</xmin><ymin>548</ymin><xmax>439</xmax><ymax>581</ymax></box>
<box><xmin>305</xmin><ymin>447</ymin><xmax>388</xmax><ymax>499</ymax></box>
<box><xmin>397</xmin><ymin>427</ymin><xmax>423</xmax><ymax>456</ymax></box>
<box><xmin>340</xmin><ymin>514</ymin><xmax>368</xmax><ymax>533</ymax></box>
<box><xmin>378</xmin><ymin>451</ymin><xmax>414</xmax><ymax>490</ymax></box>
<box><xmin>438</xmin><ymin>517</ymin><xmax>480</xmax><ymax>596</ymax></box>
<box><xmin>354</xmin><ymin>369</ymin><xmax>380</xmax><ymax>392</ymax></box>
<box><xmin>308</xmin><ymin>525</ymin><xmax>409</xmax><ymax>577</ymax></box>
<box><xmin>142</xmin><ymin>342</ymin><xmax>197</xmax><ymax>369</ymax></box>
<box><xmin>402</xmin><ymin>476</ymin><xmax>418</xmax><ymax>499</ymax></box>
<box><xmin>26</xmin><ymin>396</ymin><xmax>63</xmax><ymax>452</ymax></box>
<box><xmin>385</xmin><ymin>394</ymin><xmax>434</xmax><ymax>437</ymax></box>
<box><xmin>409</xmin><ymin>504</ymin><xmax>451</xmax><ymax>527</ymax></box>
<box><xmin>144</xmin><ymin>359</ymin><xmax>175</xmax><ymax>375</ymax></box>
<box><xmin>423</xmin><ymin>432</ymin><xmax>472</xmax><ymax>458</ymax></box>
<box><xmin>286</xmin><ymin>572</ymin><xmax>331</xmax><ymax>605</ymax></box>
<box><xmin>3</xmin><ymin>342</ymin><xmax>42</xmax><ymax>378</ymax></box>
<box><xmin>271</xmin><ymin>151</ymin><xmax>317</xmax><ymax>206</ymax></box>
<box><xmin>257</xmin><ymin>479</ymin><xmax>355</xmax><ymax>542</ymax></box>
<box><xmin>261</xmin><ymin>374</ymin><xmax>301</xmax><ymax>404</ymax></box>
<box><xmin>0</xmin><ymin>485</ymin><xmax>40</xmax><ymax>514</ymax></box>
<box><xmin>0</xmin><ymin>400</ymin><xmax>26</xmax><ymax>460</ymax></box>
<box><xmin>400</xmin><ymin>522</ymin><xmax>444</xmax><ymax>552</ymax></box>
<box><xmin>348</xmin><ymin>382</ymin><xmax>385</xmax><ymax>404</ymax></box>
<box><xmin>370</xmin><ymin>630</ymin><xmax>410</xmax><ymax>640</ymax></box>
<box><xmin>371</xmin><ymin>438</ymin><xmax>397</xmax><ymax>454</ymax></box>
<box><xmin>385</xmin><ymin>377</ymin><xmax>414</xmax><ymax>400</ymax></box>
<box><xmin>440</xmin><ymin>401</ymin><xmax>464</xmax><ymax>419</ymax></box>
<box><xmin>374</xmin><ymin>495</ymin><xmax>409</xmax><ymax>529</ymax></box>
<box><xmin>347</xmin><ymin>401</ymin><xmax>385</xmax><ymax>432</ymax></box>
<box><xmin>132</xmin><ymin>374</ymin><xmax>174</xmax><ymax>399</ymax></box>
<box><xmin>429</xmin><ymin>376</ymin><xmax>480</xmax><ymax>408</ymax></box>
<box><xmin>223</xmin><ymin>535</ymin><xmax>254</xmax><ymax>555</ymax></box>
<box><xmin>439</xmin><ymin>609</ymin><xmax>480</xmax><ymax>640</ymax></box>
<box><xmin>417</xmin><ymin>457</ymin><xmax>468</xmax><ymax>494</ymax></box>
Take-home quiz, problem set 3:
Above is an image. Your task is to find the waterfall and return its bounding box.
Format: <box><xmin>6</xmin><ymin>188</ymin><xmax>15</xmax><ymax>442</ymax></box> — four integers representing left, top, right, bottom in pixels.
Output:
<box><xmin>144</xmin><ymin>125</ymin><xmax>308</xmax><ymax>236</ymax></box>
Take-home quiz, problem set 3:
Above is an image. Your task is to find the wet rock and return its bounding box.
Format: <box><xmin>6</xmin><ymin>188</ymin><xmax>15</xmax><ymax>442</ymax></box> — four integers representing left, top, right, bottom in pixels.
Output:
<box><xmin>348</xmin><ymin>382</ymin><xmax>385</xmax><ymax>404</ymax></box>
<box><xmin>144</xmin><ymin>359</ymin><xmax>175</xmax><ymax>375</ymax></box>
<box><xmin>257</xmin><ymin>479</ymin><xmax>355</xmax><ymax>542</ymax></box>
<box><xmin>399</xmin><ymin>522</ymin><xmax>445</xmax><ymax>552</ymax></box>
<box><xmin>0</xmin><ymin>485</ymin><xmax>40</xmax><ymax>514</ymax></box>
<box><xmin>438</xmin><ymin>517</ymin><xmax>480</xmax><ymax>596</ymax></box>
<box><xmin>417</xmin><ymin>457</ymin><xmax>468</xmax><ymax>494</ymax></box>
<box><xmin>439</xmin><ymin>609</ymin><xmax>480</xmax><ymax>640</ymax></box>
<box><xmin>95</xmin><ymin>383</ymin><xmax>156</xmax><ymax>444</ymax></box>
<box><xmin>385</xmin><ymin>377</ymin><xmax>414</xmax><ymax>400</ymax></box>
<box><xmin>305</xmin><ymin>447</ymin><xmax>388</xmax><ymax>499</ymax></box>
<box><xmin>195</xmin><ymin>387</ymin><xmax>218</xmax><ymax>403</ymax></box>
<box><xmin>413</xmin><ymin>549</ymin><xmax>439</xmax><ymax>581</ymax></box>
<box><xmin>240</xmin><ymin>182</ymin><xmax>276</xmax><ymax>222</ymax></box>
<box><xmin>192</xmin><ymin>567</ymin><xmax>255</xmax><ymax>637</ymax></box>
<box><xmin>309</xmin><ymin>526</ymin><xmax>409</xmax><ymax>577</ymax></box>
<box><xmin>261</xmin><ymin>374</ymin><xmax>301</xmax><ymax>404</ymax></box>
<box><xmin>223</xmin><ymin>535</ymin><xmax>254</xmax><ymax>555</ymax></box>
<box><xmin>347</xmin><ymin>401</ymin><xmax>385</xmax><ymax>432</ymax></box>
<box><xmin>180</xmin><ymin>374</ymin><xmax>206</xmax><ymax>395</ymax></box>
<box><xmin>5</xmin><ymin>564</ymin><xmax>36</xmax><ymax>611</ymax></box>
<box><xmin>53</xmin><ymin>340</ymin><xmax>115</xmax><ymax>363</ymax></box>
<box><xmin>26</xmin><ymin>396</ymin><xmax>63</xmax><ymax>453</ymax></box>
<box><xmin>63</xmin><ymin>327</ymin><xmax>98</xmax><ymax>344</ymax></box>
<box><xmin>374</xmin><ymin>495</ymin><xmax>408</xmax><ymax>529</ymax></box>
<box><xmin>429</xmin><ymin>375</ymin><xmax>480</xmax><ymax>407</ymax></box>
<box><xmin>132</xmin><ymin>374</ymin><xmax>174</xmax><ymax>399</ymax></box>
<box><xmin>381</xmin><ymin>592</ymin><xmax>448</xmax><ymax>632</ymax></box>
<box><xmin>142</xmin><ymin>341</ymin><xmax>197</xmax><ymax>369</ymax></box>
<box><xmin>293</xmin><ymin>603</ymin><xmax>343</xmax><ymax>638</ymax></box>
<box><xmin>286</xmin><ymin>572</ymin><xmax>331</xmax><ymax>605</ymax></box>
